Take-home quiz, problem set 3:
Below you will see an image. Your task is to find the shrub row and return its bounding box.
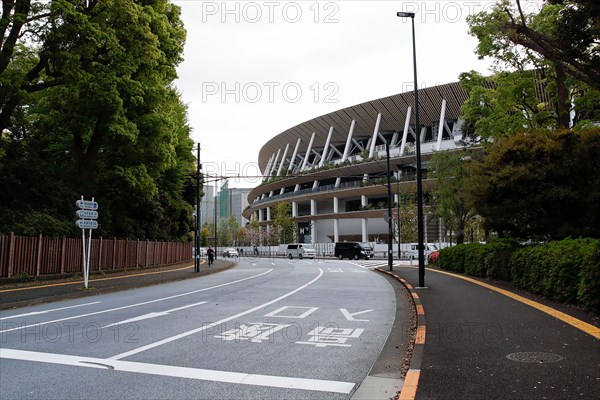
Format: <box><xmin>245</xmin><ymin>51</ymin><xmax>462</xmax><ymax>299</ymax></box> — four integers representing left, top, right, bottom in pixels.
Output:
<box><xmin>433</xmin><ymin>238</ymin><xmax>600</xmax><ymax>313</ymax></box>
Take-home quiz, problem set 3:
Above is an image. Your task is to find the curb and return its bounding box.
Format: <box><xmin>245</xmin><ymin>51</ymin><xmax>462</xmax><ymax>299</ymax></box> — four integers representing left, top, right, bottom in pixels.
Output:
<box><xmin>376</xmin><ymin>268</ymin><xmax>426</xmax><ymax>400</ymax></box>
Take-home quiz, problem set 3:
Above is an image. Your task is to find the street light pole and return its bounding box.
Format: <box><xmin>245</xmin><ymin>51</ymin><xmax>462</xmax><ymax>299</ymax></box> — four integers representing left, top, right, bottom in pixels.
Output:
<box><xmin>195</xmin><ymin>144</ymin><xmax>201</xmax><ymax>273</ymax></box>
<box><xmin>386</xmin><ymin>141</ymin><xmax>393</xmax><ymax>272</ymax></box>
<box><xmin>397</xmin><ymin>11</ymin><xmax>425</xmax><ymax>287</ymax></box>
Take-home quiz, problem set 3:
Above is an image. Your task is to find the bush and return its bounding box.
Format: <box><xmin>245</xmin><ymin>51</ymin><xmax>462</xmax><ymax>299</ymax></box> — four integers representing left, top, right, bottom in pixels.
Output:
<box><xmin>437</xmin><ymin>239</ymin><xmax>518</xmax><ymax>278</ymax></box>
<box><xmin>510</xmin><ymin>238</ymin><xmax>599</xmax><ymax>307</ymax></box>
<box><xmin>578</xmin><ymin>247</ymin><xmax>600</xmax><ymax>313</ymax></box>
<box><xmin>436</xmin><ymin>244</ymin><xmax>467</xmax><ymax>273</ymax></box>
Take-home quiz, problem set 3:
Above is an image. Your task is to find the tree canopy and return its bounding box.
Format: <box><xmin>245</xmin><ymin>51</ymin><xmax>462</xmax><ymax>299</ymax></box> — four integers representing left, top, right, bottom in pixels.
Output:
<box><xmin>466</xmin><ymin>128</ymin><xmax>600</xmax><ymax>240</ymax></box>
<box><xmin>0</xmin><ymin>0</ymin><xmax>195</xmax><ymax>240</ymax></box>
<box><xmin>464</xmin><ymin>0</ymin><xmax>600</xmax><ymax>136</ymax></box>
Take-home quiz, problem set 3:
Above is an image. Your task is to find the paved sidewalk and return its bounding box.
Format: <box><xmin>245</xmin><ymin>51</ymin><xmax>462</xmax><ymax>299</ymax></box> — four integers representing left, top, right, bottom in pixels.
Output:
<box><xmin>387</xmin><ymin>265</ymin><xmax>600</xmax><ymax>400</ymax></box>
<box><xmin>0</xmin><ymin>260</ymin><xmax>234</xmax><ymax>310</ymax></box>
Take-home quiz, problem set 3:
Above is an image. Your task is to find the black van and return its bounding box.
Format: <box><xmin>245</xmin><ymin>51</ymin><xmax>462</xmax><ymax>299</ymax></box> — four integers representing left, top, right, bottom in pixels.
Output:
<box><xmin>334</xmin><ymin>242</ymin><xmax>372</xmax><ymax>260</ymax></box>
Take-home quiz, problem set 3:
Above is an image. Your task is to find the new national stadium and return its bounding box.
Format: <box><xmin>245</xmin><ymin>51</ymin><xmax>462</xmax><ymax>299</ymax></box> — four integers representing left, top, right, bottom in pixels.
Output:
<box><xmin>242</xmin><ymin>81</ymin><xmax>471</xmax><ymax>245</ymax></box>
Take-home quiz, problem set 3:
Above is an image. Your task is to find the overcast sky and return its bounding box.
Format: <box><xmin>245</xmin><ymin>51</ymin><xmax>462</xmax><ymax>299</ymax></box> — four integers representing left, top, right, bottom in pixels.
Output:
<box><xmin>174</xmin><ymin>1</ymin><xmax>536</xmax><ymax>188</ymax></box>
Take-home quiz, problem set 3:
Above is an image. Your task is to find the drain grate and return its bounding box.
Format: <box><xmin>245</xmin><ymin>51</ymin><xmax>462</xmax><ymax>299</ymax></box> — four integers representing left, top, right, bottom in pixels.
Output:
<box><xmin>506</xmin><ymin>352</ymin><xmax>564</xmax><ymax>363</ymax></box>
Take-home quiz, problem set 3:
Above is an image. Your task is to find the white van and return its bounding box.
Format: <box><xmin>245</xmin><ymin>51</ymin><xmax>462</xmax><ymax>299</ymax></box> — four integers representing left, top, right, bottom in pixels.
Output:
<box><xmin>399</xmin><ymin>243</ymin><xmax>438</xmax><ymax>260</ymax></box>
<box><xmin>286</xmin><ymin>243</ymin><xmax>316</xmax><ymax>259</ymax></box>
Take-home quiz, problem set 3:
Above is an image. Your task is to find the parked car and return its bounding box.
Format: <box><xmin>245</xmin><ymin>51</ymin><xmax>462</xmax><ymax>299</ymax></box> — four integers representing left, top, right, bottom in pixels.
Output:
<box><xmin>334</xmin><ymin>242</ymin><xmax>372</xmax><ymax>260</ymax></box>
<box><xmin>222</xmin><ymin>248</ymin><xmax>239</xmax><ymax>257</ymax></box>
<box><xmin>399</xmin><ymin>243</ymin><xmax>438</xmax><ymax>260</ymax></box>
<box><xmin>286</xmin><ymin>243</ymin><xmax>316</xmax><ymax>259</ymax></box>
<box><xmin>428</xmin><ymin>250</ymin><xmax>440</xmax><ymax>263</ymax></box>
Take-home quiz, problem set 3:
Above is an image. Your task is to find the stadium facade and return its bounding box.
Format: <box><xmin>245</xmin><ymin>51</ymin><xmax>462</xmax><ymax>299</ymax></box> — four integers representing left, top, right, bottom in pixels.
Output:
<box><xmin>242</xmin><ymin>81</ymin><xmax>471</xmax><ymax>244</ymax></box>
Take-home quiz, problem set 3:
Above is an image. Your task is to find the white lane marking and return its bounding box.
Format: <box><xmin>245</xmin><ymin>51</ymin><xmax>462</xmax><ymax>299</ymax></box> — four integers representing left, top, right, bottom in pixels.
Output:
<box><xmin>0</xmin><ymin>302</ymin><xmax>101</xmax><ymax>320</ymax></box>
<box><xmin>0</xmin><ymin>269</ymin><xmax>273</xmax><ymax>334</ymax></box>
<box><xmin>340</xmin><ymin>308</ymin><xmax>372</xmax><ymax>322</ymax></box>
<box><xmin>101</xmin><ymin>301</ymin><xmax>208</xmax><ymax>329</ymax></box>
<box><xmin>108</xmin><ymin>268</ymin><xmax>324</xmax><ymax>361</ymax></box>
<box><xmin>0</xmin><ymin>348</ymin><xmax>355</xmax><ymax>394</ymax></box>
<box><xmin>264</xmin><ymin>306</ymin><xmax>318</xmax><ymax>319</ymax></box>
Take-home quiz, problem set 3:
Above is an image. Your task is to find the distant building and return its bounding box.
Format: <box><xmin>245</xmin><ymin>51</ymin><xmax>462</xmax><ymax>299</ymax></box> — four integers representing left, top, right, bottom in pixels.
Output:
<box><xmin>199</xmin><ymin>184</ymin><xmax>214</xmax><ymax>227</ymax></box>
<box><xmin>229</xmin><ymin>187</ymin><xmax>252</xmax><ymax>227</ymax></box>
<box><xmin>203</xmin><ymin>180</ymin><xmax>251</xmax><ymax>228</ymax></box>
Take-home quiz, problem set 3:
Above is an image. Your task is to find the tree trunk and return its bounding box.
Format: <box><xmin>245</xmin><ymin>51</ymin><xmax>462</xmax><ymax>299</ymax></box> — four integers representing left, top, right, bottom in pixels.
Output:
<box><xmin>555</xmin><ymin>66</ymin><xmax>570</xmax><ymax>129</ymax></box>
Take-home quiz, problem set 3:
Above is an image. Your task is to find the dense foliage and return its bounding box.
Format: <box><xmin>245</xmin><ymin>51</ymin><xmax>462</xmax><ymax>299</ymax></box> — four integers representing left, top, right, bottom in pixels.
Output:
<box><xmin>428</xmin><ymin>149</ymin><xmax>479</xmax><ymax>244</ymax></box>
<box><xmin>0</xmin><ymin>1</ymin><xmax>196</xmax><ymax>240</ymax></box>
<box><xmin>467</xmin><ymin>128</ymin><xmax>600</xmax><ymax>240</ymax></box>
<box><xmin>434</xmin><ymin>238</ymin><xmax>600</xmax><ymax>312</ymax></box>
<box><xmin>465</xmin><ymin>0</ymin><xmax>599</xmax><ymax>134</ymax></box>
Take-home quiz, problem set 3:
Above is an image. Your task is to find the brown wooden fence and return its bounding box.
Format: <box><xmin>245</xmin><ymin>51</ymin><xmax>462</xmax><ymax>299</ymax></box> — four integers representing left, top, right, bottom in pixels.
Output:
<box><xmin>0</xmin><ymin>233</ymin><xmax>193</xmax><ymax>278</ymax></box>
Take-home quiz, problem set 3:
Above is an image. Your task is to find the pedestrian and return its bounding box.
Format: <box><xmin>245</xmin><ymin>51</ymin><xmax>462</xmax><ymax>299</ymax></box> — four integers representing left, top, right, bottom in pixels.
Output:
<box><xmin>207</xmin><ymin>246</ymin><xmax>215</xmax><ymax>267</ymax></box>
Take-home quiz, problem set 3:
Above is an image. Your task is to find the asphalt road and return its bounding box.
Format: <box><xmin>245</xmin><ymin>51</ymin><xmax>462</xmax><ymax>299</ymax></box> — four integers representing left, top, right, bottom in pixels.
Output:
<box><xmin>0</xmin><ymin>257</ymin><xmax>403</xmax><ymax>400</ymax></box>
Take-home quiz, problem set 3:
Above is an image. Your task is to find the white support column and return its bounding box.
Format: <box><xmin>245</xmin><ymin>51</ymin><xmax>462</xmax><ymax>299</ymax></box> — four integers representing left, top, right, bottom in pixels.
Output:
<box><xmin>277</xmin><ymin>143</ymin><xmax>290</xmax><ymax>176</ymax></box>
<box><xmin>341</xmin><ymin>120</ymin><xmax>356</xmax><ymax>162</ymax></box>
<box><xmin>270</xmin><ymin>149</ymin><xmax>281</xmax><ymax>178</ymax></box>
<box><xmin>292</xmin><ymin>201</ymin><xmax>297</xmax><ymax>218</ymax></box>
<box><xmin>420</xmin><ymin>126</ymin><xmax>427</xmax><ymax>144</ymax></box>
<box><xmin>361</xmin><ymin>195</ymin><xmax>368</xmax><ymax>242</ymax></box>
<box><xmin>336</xmin><ymin>121</ymin><xmax>356</xmax><ymax>188</ymax></box>
<box><xmin>310</xmin><ymin>199</ymin><xmax>317</xmax><ymax>245</ymax></box>
<box><xmin>368</xmin><ymin>113</ymin><xmax>382</xmax><ymax>158</ymax></box>
<box><xmin>436</xmin><ymin>99</ymin><xmax>447</xmax><ymax>151</ymax></box>
<box><xmin>391</xmin><ymin>131</ymin><xmax>399</xmax><ymax>147</ymax></box>
<box><xmin>301</xmin><ymin>132</ymin><xmax>316</xmax><ymax>171</ymax></box>
<box><xmin>400</xmin><ymin>107</ymin><xmax>412</xmax><ymax>156</ymax></box>
<box><xmin>266</xmin><ymin>206</ymin><xmax>271</xmax><ymax>222</ymax></box>
<box><xmin>258</xmin><ymin>208</ymin><xmax>264</xmax><ymax>222</ymax></box>
<box><xmin>262</xmin><ymin>153</ymin><xmax>275</xmax><ymax>182</ymax></box>
<box><xmin>362</xmin><ymin>219</ymin><xmax>367</xmax><ymax>242</ymax></box>
<box><xmin>288</xmin><ymin>138</ymin><xmax>302</xmax><ymax>173</ymax></box>
<box><xmin>319</xmin><ymin>126</ymin><xmax>334</xmax><ymax>167</ymax></box>
<box><xmin>333</xmin><ymin>197</ymin><xmax>339</xmax><ymax>243</ymax></box>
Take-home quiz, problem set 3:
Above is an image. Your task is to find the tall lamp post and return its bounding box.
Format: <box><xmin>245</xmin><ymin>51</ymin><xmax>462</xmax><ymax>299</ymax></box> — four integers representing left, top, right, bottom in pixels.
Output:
<box><xmin>195</xmin><ymin>144</ymin><xmax>201</xmax><ymax>273</ymax></box>
<box><xmin>397</xmin><ymin>11</ymin><xmax>425</xmax><ymax>287</ymax></box>
<box><xmin>386</xmin><ymin>142</ymin><xmax>393</xmax><ymax>272</ymax></box>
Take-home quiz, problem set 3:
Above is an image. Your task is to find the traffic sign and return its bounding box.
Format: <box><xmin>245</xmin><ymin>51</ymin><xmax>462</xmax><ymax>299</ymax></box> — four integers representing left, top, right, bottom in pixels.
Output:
<box><xmin>76</xmin><ymin>199</ymin><xmax>99</xmax><ymax>210</ymax></box>
<box><xmin>76</xmin><ymin>210</ymin><xmax>98</xmax><ymax>219</ymax></box>
<box><xmin>76</xmin><ymin>220</ymin><xmax>98</xmax><ymax>229</ymax></box>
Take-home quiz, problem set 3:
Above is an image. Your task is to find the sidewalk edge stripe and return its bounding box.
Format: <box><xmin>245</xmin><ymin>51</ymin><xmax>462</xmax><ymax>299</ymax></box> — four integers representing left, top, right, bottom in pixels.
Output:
<box><xmin>430</xmin><ymin>268</ymin><xmax>600</xmax><ymax>340</ymax></box>
<box><xmin>376</xmin><ymin>268</ymin><xmax>425</xmax><ymax>400</ymax></box>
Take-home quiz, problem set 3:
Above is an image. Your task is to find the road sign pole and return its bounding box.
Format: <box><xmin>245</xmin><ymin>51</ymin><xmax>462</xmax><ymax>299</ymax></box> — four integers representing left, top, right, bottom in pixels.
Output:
<box><xmin>76</xmin><ymin>196</ymin><xmax>98</xmax><ymax>289</ymax></box>
<box><xmin>86</xmin><ymin>197</ymin><xmax>94</xmax><ymax>286</ymax></box>
<box><xmin>80</xmin><ymin>196</ymin><xmax>88</xmax><ymax>289</ymax></box>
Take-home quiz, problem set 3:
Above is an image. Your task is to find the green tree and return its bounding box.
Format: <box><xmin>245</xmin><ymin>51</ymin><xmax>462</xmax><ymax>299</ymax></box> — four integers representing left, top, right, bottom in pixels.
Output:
<box><xmin>272</xmin><ymin>201</ymin><xmax>295</xmax><ymax>244</ymax></box>
<box><xmin>391</xmin><ymin>193</ymin><xmax>418</xmax><ymax>244</ymax></box>
<box><xmin>0</xmin><ymin>1</ymin><xmax>194</xmax><ymax>240</ymax></box>
<box><xmin>459</xmin><ymin>70</ymin><xmax>557</xmax><ymax>140</ymax></box>
<box><xmin>465</xmin><ymin>0</ymin><xmax>600</xmax><ymax>133</ymax></box>
<box><xmin>200</xmin><ymin>227</ymin><xmax>210</xmax><ymax>247</ymax></box>
<box><xmin>429</xmin><ymin>149</ymin><xmax>478</xmax><ymax>244</ymax></box>
<box><xmin>218</xmin><ymin>215</ymin><xmax>240</xmax><ymax>247</ymax></box>
<box><xmin>467</xmin><ymin>128</ymin><xmax>600</xmax><ymax>240</ymax></box>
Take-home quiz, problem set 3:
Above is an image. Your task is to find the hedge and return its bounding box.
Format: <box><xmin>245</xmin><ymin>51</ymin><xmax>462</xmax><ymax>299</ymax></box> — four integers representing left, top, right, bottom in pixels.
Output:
<box><xmin>434</xmin><ymin>238</ymin><xmax>600</xmax><ymax>313</ymax></box>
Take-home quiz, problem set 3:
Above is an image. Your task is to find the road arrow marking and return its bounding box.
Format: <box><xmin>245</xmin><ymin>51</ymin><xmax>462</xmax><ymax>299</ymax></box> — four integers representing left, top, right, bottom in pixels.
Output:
<box><xmin>340</xmin><ymin>308</ymin><xmax>373</xmax><ymax>322</ymax></box>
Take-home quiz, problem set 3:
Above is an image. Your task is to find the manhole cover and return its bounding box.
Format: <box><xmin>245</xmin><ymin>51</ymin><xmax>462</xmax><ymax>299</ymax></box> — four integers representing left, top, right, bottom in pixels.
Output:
<box><xmin>506</xmin><ymin>352</ymin><xmax>564</xmax><ymax>363</ymax></box>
